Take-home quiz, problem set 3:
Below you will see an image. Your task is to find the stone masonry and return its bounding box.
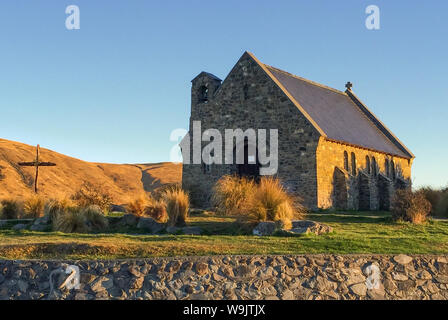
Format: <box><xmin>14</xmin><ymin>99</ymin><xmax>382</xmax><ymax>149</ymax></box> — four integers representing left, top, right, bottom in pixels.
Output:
<box><xmin>1</xmin><ymin>255</ymin><xmax>447</xmax><ymax>300</ymax></box>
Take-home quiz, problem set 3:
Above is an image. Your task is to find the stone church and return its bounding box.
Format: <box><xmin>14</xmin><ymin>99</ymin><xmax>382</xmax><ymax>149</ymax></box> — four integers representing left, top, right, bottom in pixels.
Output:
<box><xmin>182</xmin><ymin>52</ymin><xmax>414</xmax><ymax>210</ymax></box>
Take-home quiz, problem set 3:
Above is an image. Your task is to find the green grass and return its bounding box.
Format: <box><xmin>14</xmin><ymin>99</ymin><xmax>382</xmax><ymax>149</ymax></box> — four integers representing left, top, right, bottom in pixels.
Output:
<box><xmin>1</xmin><ymin>211</ymin><xmax>448</xmax><ymax>260</ymax></box>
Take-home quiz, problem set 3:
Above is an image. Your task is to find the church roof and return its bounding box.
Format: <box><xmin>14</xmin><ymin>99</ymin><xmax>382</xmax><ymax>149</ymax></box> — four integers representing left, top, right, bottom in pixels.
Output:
<box><xmin>245</xmin><ymin>52</ymin><xmax>413</xmax><ymax>159</ymax></box>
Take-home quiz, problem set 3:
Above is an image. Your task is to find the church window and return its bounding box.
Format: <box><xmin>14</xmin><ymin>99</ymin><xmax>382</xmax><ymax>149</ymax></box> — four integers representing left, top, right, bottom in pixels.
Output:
<box><xmin>199</xmin><ymin>85</ymin><xmax>208</xmax><ymax>102</ymax></box>
<box><xmin>351</xmin><ymin>152</ymin><xmax>356</xmax><ymax>175</ymax></box>
<box><xmin>391</xmin><ymin>161</ymin><xmax>396</xmax><ymax>179</ymax></box>
<box><xmin>372</xmin><ymin>157</ymin><xmax>377</xmax><ymax>176</ymax></box>
<box><xmin>366</xmin><ymin>156</ymin><xmax>371</xmax><ymax>174</ymax></box>
<box><xmin>243</xmin><ymin>84</ymin><xmax>249</xmax><ymax>100</ymax></box>
<box><xmin>385</xmin><ymin>159</ymin><xmax>390</xmax><ymax>177</ymax></box>
<box><xmin>343</xmin><ymin>151</ymin><xmax>349</xmax><ymax>172</ymax></box>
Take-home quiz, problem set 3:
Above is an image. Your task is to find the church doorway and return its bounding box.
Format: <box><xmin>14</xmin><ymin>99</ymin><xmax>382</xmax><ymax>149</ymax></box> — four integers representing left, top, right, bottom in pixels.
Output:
<box><xmin>235</xmin><ymin>142</ymin><xmax>260</xmax><ymax>179</ymax></box>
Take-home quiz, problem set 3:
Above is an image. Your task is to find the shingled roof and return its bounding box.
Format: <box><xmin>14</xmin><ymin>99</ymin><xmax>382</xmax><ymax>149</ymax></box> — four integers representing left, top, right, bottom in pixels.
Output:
<box><xmin>246</xmin><ymin>52</ymin><xmax>413</xmax><ymax>159</ymax></box>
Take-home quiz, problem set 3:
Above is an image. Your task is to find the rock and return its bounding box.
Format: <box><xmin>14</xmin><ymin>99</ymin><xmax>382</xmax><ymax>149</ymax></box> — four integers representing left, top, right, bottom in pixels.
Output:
<box><xmin>253</xmin><ymin>222</ymin><xmax>277</xmax><ymax>236</ymax></box>
<box><xmin>367</xmin><ymin>288</ymin><xmax>385</xmax><ymax>300</ymax></box>
<box><xmin>90</xmin><ymin>276</ymin><xmax>114</xmax><ymax>293</ymax></box>
<box><xmin>281</xmin><ymin>289</ymin><xmax>294</xmax><ymax>300</ymax></box>
<box><xmin>416</xmin><ymin>270</ymin><xmax>432</xmax><ymax>280</ymax></box>
<box><xmin>129</xmin><ymin>277</ymin><xmax>144</xmax><ymax>290</ymax></box>
<box><xmin>166</xmin><ymin>226</ymin><xmax>181</xmax><ymax>234</ymax></box>
<box><xmin>393</xmin><ymin>254</ymin><xmax>413</xmax><ymax>265</ymax></box>
<box><xmin>110</xmin><ymin>204</ymin><xmax>126</xmax><ymax>213</ymax></box>
<box><xmin>120</xmin><ymin>214</ymin><xmax>139</xmax><ymax>227</ymax></box>
<box><xmin>12</xmin><ymin>223</ymin><xmax>28</xmax><ymax>231</ymax></box>
<box><xmin>195</xmin><ymin>262</ymin><xmax>209</xmax><ymax>276</ymax></box>
<box><xmin>392</xmin><ymin>272</ymin><xmax>408</xmax><ymax>281</ymax></box>
<box><xmin>435</xmin><ymin>275</ymin><xmax>448</xmax><ymax>284</ymax></box>
<box><xmin>182</xmin><ymin>226</ymin><xmax>202</xmax><ymax>235</ymax></box>
<box><xmin>350</xmin><ymin>283</ymin><xmax>367</xmax><ymax>296</ymax></box>
<box><xmin>136</xmin><ymin>217</ymin><xmax>164</xmax><ymax>233</ymax></box>
<box><xmin>288</xmin><ymin>220</ymin><xmax>333</xmax><ymax>235</ymax></box>
<box><xmin>30</xmin><ymin>224</ymin><xmax>47</xmax><ymax>232</ymax></box>
<box><xmin>17</xmin><ymin>280</ymin><xmax>28</xmax><ymax>293</ymax></box>
<box><xmin>33</xmin><ymin>216</ymin><xmax>49</xmax><ymax>226</ymax></box>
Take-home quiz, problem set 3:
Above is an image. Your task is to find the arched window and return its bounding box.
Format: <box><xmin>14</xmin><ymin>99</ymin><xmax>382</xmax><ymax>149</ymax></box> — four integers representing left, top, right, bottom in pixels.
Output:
<box><xmin>351</xmin><ymin>152</ymin><xmax>356</xmax><ymax>175</ymax></box>
<box><xmin>343</xmin><ymin>151</ymin><xmax>349</xmax><ymax>172</ymax></box>
<box><xmin>199</xmin><ymin>85</ymin><xmax>208</xmax><ymax>102</ymax></box>
<box><xmin>243</xmin><ymin>84</ymin><xmax>249</xmax><ymax>100</ymax></box>
<box><xmin>372</xmin><ymin>157</ymin><xmax>377</xmax><ymax>176</ymax></box>
<box><xmin>366</xmin><ymin>156</ymin><xmax>371</xmax><ymax>174</ymax></box>
<box><xmin>385</xmin><ymin>159</ymin><xmax>390</xmax><ymax>177</ymax></box>
<box><xmin>391</xmin><ymin>161</ymin><xmax>396</xmax><ymax>179</ymax></box>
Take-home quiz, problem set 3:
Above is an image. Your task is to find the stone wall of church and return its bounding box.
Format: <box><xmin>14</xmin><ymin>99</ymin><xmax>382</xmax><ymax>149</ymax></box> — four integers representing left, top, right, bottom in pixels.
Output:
<box><xmin>182</xmin><ymin>53</ymin><xmax>321</xmax><ymax>209</ymax></box>
<box><xmin>316</xmin><ymin>138</ymin><xmax>413</xmax><ymax>210</ymax></box>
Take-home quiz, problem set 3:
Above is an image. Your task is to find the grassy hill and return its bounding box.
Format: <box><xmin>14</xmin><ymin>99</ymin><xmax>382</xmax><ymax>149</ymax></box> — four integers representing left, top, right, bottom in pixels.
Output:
<box><xmin>0</xmin><ymin>138</ymin><xmax>182</xmax><ymax>205</ymax></box>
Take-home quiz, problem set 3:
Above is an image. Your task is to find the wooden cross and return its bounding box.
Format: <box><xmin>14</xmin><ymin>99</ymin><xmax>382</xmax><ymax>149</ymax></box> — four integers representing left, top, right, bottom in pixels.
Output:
<box><xmin>18</xmin><ymin>144</ymin><xmax>56</xmax><ymax>193</ymax></box>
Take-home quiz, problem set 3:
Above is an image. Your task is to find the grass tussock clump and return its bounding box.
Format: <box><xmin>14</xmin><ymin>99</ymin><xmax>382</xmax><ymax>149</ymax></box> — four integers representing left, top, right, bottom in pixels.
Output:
<box><xmin>162</xmin><ymin>189</ymin><xmax>189</xmax><ymax>227</ymax></box>
<box><xmin>392</xmin><ymin>189</ymin><xmax>431</xmax><ymax>224</ymax></box>
<box><xmin>71</xmin><ymin>181</ymin><xmax>112</xmax><ymax>213</ymax></box>
<box><xmin>53</xmin><ymin>205</ymin><xmax>108</xmax><ymax>233</ymax></box>
<box><xmin>0</xmin><ymin>199</ymin><xmax>23</xmax><ymax>219</ymax></box>
<box><xmin>145</xmin><ymin>201</ymin><xmax>168</xmax><ymax>223</ymax></box>
<box><xmin>212</xmin><ymin>175</ymin><xmax>306</xmax><ymax>228</ymax></box>
<box><xmin>23</xmin><ymin>196</ymin><xmax>45</xmax><ymax>218</ymax></box>
<box><xmin>44</xmin><ymin>198</ymin><xmax>74</xmax><ymax>223</ymax></box>
<box><xmin>126</xmin><ymin>197</ymin><xmax>148</xmax><ymax>217</ymax></box>
<box><xmin>246</xmin><ymin>177</ymin><xmax>303</xmax><ymax>229</ymax></box>
<box><xmin>126</xmin><ymin>196</ymin><xmax>168</xmax><ymax>222</ymax></box>
<box><xmin>212</xmin><ymin>175</ymin><xmax>255</xmax><ymax>216</ymax></box>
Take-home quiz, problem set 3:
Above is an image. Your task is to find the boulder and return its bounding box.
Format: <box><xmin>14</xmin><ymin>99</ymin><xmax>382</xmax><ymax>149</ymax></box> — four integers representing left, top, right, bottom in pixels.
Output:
<box><xmin>253</xmin><ymin>222</ymin><xmax>277</xmax><ymax>236</ymax></box>
<box><xmin>30</xmin><ymin>224</ymin><xmax>48</xmax><ymax>232</ymax></box>
<box><xmin>136</xmin><ymin>217</ymin><xmax>165</xmax><ymax>234</ymax></box>
<box><xmin>182</xmin><ymin>226</ymin><xmax>202</xmax><ymax>235</ymax></box>
<box><xmin>12</xmin><ymin>223</ymin><xmax>28</xmax><ymax>231</ymax></box>
<box><xmin>289</xmin><ymin>220</ymin><xmax>333</xmax><ymax>235</ymax></box>
<box><xmin>33</xmin><ymin>216</ymin><xmax>50</xmax><ymax>226</ymax></box>
<box><xmin>166</xmin><ymin>226</ymin><xmax>181</xmax><ymax>234</ymax></box>
<box><xmin>119</xmin><ymin>214</ymin><xmax>140</xmax><ymax>227</ymax></box>
<box><xmin>110</xmin><ymin>204</ymin><xmax>126</xmax><ymax>213</ymax></box>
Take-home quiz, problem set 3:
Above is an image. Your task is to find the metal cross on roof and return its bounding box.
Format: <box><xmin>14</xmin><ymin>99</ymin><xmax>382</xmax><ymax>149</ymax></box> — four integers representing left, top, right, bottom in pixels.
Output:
<box><xmin>18</xmin><ymin>144</ymin><xmax>56</xmax><ymax>193</ymax></box>
<box><xmin>345</xmin><ymin>81</ymin><xmax>353</xmax><ymax>91</ymax></box>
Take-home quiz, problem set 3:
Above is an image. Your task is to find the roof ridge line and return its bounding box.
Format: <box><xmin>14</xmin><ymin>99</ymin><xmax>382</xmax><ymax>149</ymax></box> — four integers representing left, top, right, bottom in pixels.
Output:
<box><xmin>265</xmin><ymin>64</ymin><xmax>347</xmax><ymax>96</ymax></box>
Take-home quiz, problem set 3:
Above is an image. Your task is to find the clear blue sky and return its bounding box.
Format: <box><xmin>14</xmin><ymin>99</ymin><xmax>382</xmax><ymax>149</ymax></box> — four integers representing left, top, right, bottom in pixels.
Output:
<box><xmin>0</xmin><ymin>1</ymin><xmax>447</xmax><ymax>188</ymax></box>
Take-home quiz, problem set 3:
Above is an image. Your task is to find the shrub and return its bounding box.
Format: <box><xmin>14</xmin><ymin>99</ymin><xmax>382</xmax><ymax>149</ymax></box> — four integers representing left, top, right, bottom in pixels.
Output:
<box><xmin>419</xmin><ymin>186</ymin><xmax>443</xmax><ymax>215</ymax></box>
<box><xmin>391</xmin><ymin>189</ymin><xmax>431</xmax><ymax>224</ymax></box>
<box><xmin>0</xmin><ymin>199</ymin><xmax>23</xmax><ymax>219</ymax></box>
<box><xmin>212</xmin><ymin>175</ymin><xmax>255</xmax><ymax>216</ymax></box>
<box><xmin>162</xmin><ymin>189</ymin><xmax>190</xmax><ymax>227</ymax></box>
<box><xmin>126</xmin><ymin>197</ymin><xmax>148</xmax><ymax>217</ymax></box>
<box><xmin>82</xmin><ymin>205</ymin><xmax>109</xmax><ymax>231</ymax></box>
<box><xmin>246</xmin><ymin>177</ymin><xmax>301</xmax><ymax>228</ymax></box>
<box><xmin>145</xmin><ymin>201</ymin><xmax>168</xmax><ymax>223</ymax></box>
<box><xmin>53</xmin><ymin>208</ymin><xmax>88</xmax><ymax>233</ymax></box>
<box><xmin>44</xmin><ymin>198</ymin><xmax>74</xmax><ymax>222</ymax></box>
<box><xmin>53</xmin><ymin>205</ymin><xmax>108</xmax><ymax>233</ymax></box>
<box><xmin>435</xmin><ymin>192</ymin><xmax>448</xmax><ymax>218</ymax></box>
<box><xmin>152</xmin><ymin>183</ymin><xmax>181</xmax><ymax>201</ymax></box>
<box><xmin>23</xmin><ymin>196</ymin><xmax>45</xmax><ymax>218</ymax></box>
<box><xmin>71</xmin><ymin>181</ymin><xmax>112</xmax><ymax>212</ymax></box>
